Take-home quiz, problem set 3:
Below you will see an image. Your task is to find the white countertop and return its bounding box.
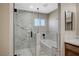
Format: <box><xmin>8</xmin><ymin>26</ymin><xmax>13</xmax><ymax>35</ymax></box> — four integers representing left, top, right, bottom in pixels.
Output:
<box><xmin>64</xmin><ymin>35</ymin><xmax>79</xmax><ymax>46</ymax></box>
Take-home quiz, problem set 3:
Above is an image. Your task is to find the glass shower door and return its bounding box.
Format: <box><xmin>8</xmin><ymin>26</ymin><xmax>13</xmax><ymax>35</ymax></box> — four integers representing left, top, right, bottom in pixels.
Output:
<box><xmin>13</xmin><ymin>10</ymin><xmax>36</xmax><ymax>56</ymax></box>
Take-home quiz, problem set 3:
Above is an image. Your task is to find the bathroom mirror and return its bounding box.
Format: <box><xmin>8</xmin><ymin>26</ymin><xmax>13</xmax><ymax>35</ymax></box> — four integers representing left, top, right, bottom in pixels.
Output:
<box><xmin>65</xmin><ymin>10</ymin><xmax>73</xmax><ymax>31</ymax></box>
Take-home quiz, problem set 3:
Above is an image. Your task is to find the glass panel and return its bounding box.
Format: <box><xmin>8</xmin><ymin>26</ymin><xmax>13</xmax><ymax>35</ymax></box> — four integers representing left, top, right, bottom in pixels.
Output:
<box><xmin>39</xmin><ymin>8</ymin><xmax>59</xmax><ymax>56</ymax></box>
<box><xmin>14</xmin><ymin>3</ymin><xmax>59</xmax><ymax>56</ymax></box>
<box><xmin>13</xmin><ymin>10</ymin><xmax>36</xmax><ymax>56</ymax></box>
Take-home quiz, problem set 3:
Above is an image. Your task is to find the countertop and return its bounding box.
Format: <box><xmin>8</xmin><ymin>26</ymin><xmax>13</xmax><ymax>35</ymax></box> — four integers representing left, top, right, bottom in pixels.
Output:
<box><xmin>64</xmin><ymin>35</ymin><xmax>79</xmax><ymax>46</ymax></box>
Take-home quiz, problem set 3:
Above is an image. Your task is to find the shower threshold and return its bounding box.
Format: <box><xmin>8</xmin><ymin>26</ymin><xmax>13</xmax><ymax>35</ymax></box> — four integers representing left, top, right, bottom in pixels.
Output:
<box><xmin>15</xmin><ymin>48</ymin><xmax>32</xmax><ymax>56</ymax></box>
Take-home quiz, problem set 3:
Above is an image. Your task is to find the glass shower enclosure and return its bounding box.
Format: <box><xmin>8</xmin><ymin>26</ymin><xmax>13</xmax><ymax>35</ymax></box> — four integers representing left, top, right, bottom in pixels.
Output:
<box><xmin>13</xmin><ymin>3</ymin><xmax>59</xmax><ymax>56</ymax></box>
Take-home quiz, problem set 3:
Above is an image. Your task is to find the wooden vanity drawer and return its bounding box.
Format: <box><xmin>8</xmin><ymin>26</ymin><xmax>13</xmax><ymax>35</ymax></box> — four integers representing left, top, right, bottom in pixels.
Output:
<box><xmin>65</xmin><ymin>43</ymin><xmax>79</xmax><ymax>56</ymax></box>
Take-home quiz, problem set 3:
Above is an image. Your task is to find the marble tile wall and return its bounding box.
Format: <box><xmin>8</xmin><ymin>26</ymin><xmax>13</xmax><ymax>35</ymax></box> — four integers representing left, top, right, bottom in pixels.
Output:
<box><xmin>14</xmin><ymin>10</ymin><xmax>48</xmax><ymax>51</ymax></box>
<box><xmin>14</xmin><ymin>9</ymin><xmax>59</xmax><ymax>56</ymax></box>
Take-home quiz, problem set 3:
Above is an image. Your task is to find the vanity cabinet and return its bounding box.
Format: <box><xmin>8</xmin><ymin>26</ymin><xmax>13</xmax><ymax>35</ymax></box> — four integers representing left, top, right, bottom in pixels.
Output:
<box><xmin>65</xmin><ymin>43</ymin><xmax>79</xmax><ymax>56</ymax></box>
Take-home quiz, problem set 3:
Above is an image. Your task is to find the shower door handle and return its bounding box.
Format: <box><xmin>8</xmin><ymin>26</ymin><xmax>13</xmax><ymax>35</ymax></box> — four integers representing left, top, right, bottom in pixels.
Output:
<box><xmin>31</xmin><ymin>31</ymin><xmax>33</xmax><ymax>38</ymax></box>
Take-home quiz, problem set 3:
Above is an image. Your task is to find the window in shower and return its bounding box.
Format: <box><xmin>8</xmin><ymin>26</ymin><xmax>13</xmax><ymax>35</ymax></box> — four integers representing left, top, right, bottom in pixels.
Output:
<box><xmin>41</xmin><ymin>19</ymin><xmax>45</xmax><ymax>26</ymax></box>
<box><xmin>34</xmin><ymin>18</ymin><xmax>45</xmax><ymax>26</ymax></box>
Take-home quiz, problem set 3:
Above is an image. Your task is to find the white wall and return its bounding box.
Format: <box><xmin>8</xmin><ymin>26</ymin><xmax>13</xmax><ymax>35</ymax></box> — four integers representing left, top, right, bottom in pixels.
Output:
<box><xmin>49</xmin><ymin>9</ymin><xmax>58</xmax><ymax>32</ymax></box>
<box><xmin>60</xmin><ymin>3</ymin><xmax>77</xmax><ymax>55</ymax></box>
<box><xmin>76</xmin><ymin>4</ymin><xmax>79</xmax><ymax>35</ymax></box>
<box><xmin>48</xmin><ymin>9</ymin><xmax>58</xmax><ymax>41</ymax></box>
<box><xmin>0</xmin><ymin>3</ymin><xmax>12</xmax><ymax>56</ymax></box>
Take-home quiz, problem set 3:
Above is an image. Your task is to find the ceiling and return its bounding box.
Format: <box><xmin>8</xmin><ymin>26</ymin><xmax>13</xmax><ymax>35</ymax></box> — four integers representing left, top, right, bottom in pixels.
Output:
<box><xmin>15</xmin><ymin>3</ymin><xmax>58</xmax><ymax>14</ymax></box>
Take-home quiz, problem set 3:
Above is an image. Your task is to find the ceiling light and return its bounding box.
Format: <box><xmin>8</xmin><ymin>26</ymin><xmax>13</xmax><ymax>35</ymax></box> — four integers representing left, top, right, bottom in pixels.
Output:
<box><xmin>43</xmin><ymin>4</ymin><xmax>48</xmax><ymax>7</ymax></box>
<box><xmin>30</xmin><ymin>5</ymin><xmax>34</xmax><ymax>9</ymax></box>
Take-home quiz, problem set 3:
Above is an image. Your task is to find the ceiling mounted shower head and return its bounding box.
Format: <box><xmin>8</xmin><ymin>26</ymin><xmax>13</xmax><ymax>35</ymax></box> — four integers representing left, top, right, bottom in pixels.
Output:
<box><xmin>43</xmin><ymin>4</ymin><xmax>48</xmax><ymax>7</ymax></box>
